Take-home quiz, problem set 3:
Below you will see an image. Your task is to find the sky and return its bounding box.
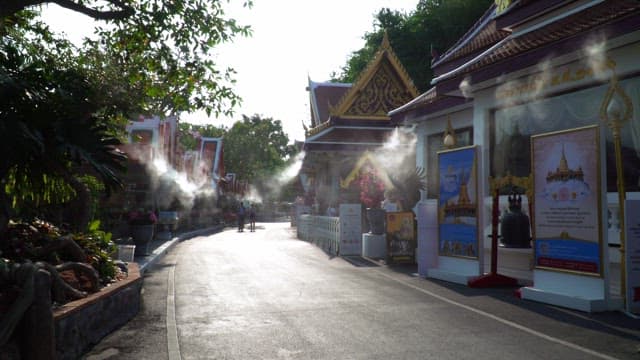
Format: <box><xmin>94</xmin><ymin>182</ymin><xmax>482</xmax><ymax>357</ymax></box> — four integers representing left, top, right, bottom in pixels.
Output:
<box><xmin>41</xmin><ymin>0</ymin><xmax>419</xmax><ymax>143</ymax></box>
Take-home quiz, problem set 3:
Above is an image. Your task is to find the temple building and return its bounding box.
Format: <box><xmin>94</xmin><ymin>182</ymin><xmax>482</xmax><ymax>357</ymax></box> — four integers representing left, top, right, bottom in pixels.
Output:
<box><xmin>300</xmin><ymin>33</ymin><xmax>419</xmax><ymax>213</ymax></box>
<box><xmin>390</xmin><ymin>0</ymin><xmax>640</xmax><ymax>312</ymax></box>
<box><xmin>545</xmin><ymin>145</ymin><xmax>584</xmax><ymax>183</ymax></box>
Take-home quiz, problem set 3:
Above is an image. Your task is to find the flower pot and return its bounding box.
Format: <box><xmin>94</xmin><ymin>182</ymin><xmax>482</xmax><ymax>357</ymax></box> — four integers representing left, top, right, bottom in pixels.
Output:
<box><xmin>130</xmin><ymin>224</ymin><xmax>155</xmax><ymax>256</ymax></box>
<box><xmin>366</xmin><ymin>208</ymin><xmax>386</xmax><ymax>235</ymax></box>
<box><xmin>117</xmin><ymin>245</ymin><xmax>136</xmax><ymax>262</ymax></box>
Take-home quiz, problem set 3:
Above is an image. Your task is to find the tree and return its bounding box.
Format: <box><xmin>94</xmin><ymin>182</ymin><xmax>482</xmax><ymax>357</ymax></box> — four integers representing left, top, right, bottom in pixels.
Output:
<box><xmin>2</xmin><ymin>1</ymin><xmax>252</xmax><ymax>118</ymax></box>
<box><xmin>0</xmin><ymin>20</ymin><xmax>127</xmax><ymax>233</ymax></box>
<box><xmin>332</xmin><ymin>0</ymin><xmax>493</xmax><ymax>92</ymax></box>
<box><xmin>178</xmin><ymin>123</ymin><xmax>226</xmax><ymax>151</ymax></box>
<box><xmin>223</xmin><ymin>115</ymin><xmax>295</xmax><ymax>197</ymax></box>
<box><xmin>177</xmin><ymin>117</ymin><xmax>298</xmax><ymax>202</ymax></box>
<box><xmin>84</xmin><ymin>0</ymin><xmax>253</xmax><ymax>117</ymax></box>
<box><xmin>0</xmin><ymin>0</ymin><xmax>253</xmax><ymax>232</ymax></box>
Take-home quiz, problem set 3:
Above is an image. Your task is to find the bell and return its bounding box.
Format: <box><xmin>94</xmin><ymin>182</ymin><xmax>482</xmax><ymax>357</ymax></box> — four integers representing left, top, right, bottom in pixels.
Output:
<box><xmin>500</xmin><ymin>192</ymin><xmax>531</xmax><ymax>248</ymax></box>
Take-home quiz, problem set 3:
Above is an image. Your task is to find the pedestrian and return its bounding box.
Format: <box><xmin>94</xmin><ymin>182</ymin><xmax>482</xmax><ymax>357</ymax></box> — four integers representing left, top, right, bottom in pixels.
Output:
<box><xmin>237</xmin><ymin>202</ymin><xmax>245</xmax><ymax>232</ymax></box>
<box><xmin>326</xmin><ymin>203</ymin><xmax>338</xmax><ymax>217</ymax></box>
<box><xmin>248</xmin><ymin>204</ymin><xmax>256</xmax><ymax>232</ymax></box>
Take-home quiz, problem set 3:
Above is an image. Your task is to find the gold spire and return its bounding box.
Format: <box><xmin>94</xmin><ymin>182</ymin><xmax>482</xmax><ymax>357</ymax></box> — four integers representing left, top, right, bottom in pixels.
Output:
<box><xmin>381</xmin><ymin>29</ymin><xmax>391</xmax><ymax>50</ymax></box>
<box><xmin>559</xmin><ymin>144</ymin><xmax>569</xmax><ymax>172</ymax></box>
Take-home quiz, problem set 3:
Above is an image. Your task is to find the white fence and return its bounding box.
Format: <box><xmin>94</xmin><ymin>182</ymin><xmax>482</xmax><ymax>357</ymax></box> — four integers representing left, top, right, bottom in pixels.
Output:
<box><xmin>297</xmin><ymin>215</ymin><xmax>341</xmax><ymax>255</ymax></box>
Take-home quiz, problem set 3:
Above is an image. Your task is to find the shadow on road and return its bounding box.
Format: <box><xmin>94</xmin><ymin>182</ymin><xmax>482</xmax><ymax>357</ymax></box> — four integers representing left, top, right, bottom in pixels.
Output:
<box><xmin>420</xmin><ymin>277</ymin><xmax>640</xmax><ymax>343</ymax></box>
<box><xmin>341</xmin><ymin>256</ymin><xmax>381</xmax><ymax>267</ymax></box>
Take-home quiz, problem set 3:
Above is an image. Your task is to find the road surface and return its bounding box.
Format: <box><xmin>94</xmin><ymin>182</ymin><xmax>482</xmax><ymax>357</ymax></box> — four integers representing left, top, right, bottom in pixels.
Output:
<box><xmin>85</xmin><ymin>222</ymin><xmax>640</xmax><ymax>360</ymax></box>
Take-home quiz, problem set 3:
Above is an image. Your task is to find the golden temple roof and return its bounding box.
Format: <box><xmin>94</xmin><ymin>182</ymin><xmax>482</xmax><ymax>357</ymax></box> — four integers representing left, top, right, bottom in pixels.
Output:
<box><xmin>329</xmin><ymin>31</ymin><xmax>419</xmax><ymax>120</ymax></box>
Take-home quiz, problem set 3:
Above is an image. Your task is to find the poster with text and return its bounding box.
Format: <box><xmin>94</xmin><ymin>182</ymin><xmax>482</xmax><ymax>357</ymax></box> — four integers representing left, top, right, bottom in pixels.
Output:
<box><xmin>532</xmin><ymin>125</ymin><xmax>602</xmax><ymax>276</ymax></box>
<box><xmin>339</xmin><ymin>204</ymin><xmax>362</xmax><ymax>255</ymax></box>
<box><xmin>437</xmin><ymin>146</ymin><xmax>479</xmax><ymax>259</ymax></box>
<box><xmin>624</xmin><ymin>200</ymin><xmax>640</xmax><ymax>314</ymax></box>
<box><xmin>386</xmin><ymin>211</ymin><xmax>416</xmax><ymax>264</ymax></box>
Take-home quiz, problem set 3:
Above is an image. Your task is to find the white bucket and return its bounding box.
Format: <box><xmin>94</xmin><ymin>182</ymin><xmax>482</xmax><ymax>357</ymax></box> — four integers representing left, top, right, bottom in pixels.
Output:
<box><xmin>117</xmin><ymin>245</ymin><xmax>136</xmax><ymax>262</ymax></box>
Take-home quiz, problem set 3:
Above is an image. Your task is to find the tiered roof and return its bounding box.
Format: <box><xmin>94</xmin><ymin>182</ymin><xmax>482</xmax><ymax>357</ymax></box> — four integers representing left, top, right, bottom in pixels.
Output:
<box><xmin>390</xmin><ymin>0</ymin><xmax>640</xmax><ymax>122</ymax></box>
<box><xmin>432</xmin><ymin>0</ymin><xmax>640</xmax><ymax>94</ymax></box>
<box><xmin>305</xmin><ymin>32</ymin><xmax>419</xmax><ymax>151</ymax></box>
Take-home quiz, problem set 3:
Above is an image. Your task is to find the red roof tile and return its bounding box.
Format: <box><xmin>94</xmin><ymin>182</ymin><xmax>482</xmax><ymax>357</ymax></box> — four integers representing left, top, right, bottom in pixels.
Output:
<box><xmin>308</xmin><ymin>81</ymin><xmax>351</xmax><ymax>127</ymax></box>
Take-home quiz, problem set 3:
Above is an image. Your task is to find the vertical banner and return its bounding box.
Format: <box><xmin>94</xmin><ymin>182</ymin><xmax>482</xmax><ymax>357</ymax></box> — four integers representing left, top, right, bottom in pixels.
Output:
<box><xmin>531</xmin><ymin>125</ymin><xmax>603</xmax><ymax>276</ymax></box>
<box><xmin>437</xmin><ymin>146</ymin><xmax>479</xmax><ymax>258</ymax></box>
<box><xmin>625</xmin><ymin>200</ymin><xmax>640</xmax><ymax>314</ymax></box>
<box><xmin>339</xmin><ymin>204</ymin><xmax>362</xmax><ymax>255</ymax></box>
<box><xmin>386</xmin><ymin>211</ymin><xmax>416</xmax><ymax>264</ymax></box>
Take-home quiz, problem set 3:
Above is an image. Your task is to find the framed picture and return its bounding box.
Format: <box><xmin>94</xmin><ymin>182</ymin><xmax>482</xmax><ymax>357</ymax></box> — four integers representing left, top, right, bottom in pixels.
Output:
<box><xmin>531</xmin><ymin>125</ymin><xmax>603</xmax><ymax>276</ymax></box>
<box><xmin>426</xmin><ymin>127</ymin><xmax>473</xmax><ymax>198</ymax></box>
<box><xmin>386</xmin><ymin>211</ymin><xmax>416</xmax><ymax>264</ymax></box>
<box><xmin>437</xmin><ymin>145</ymin><xmax>479</xmax><ymax>259</ymax></box>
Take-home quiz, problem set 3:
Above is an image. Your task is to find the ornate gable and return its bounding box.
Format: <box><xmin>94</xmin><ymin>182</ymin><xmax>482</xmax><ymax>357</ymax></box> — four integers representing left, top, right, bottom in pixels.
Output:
<box><xmin>331</xmin><ymin>32</ymin><xmax>419</xmax><ymax>120</ymax></box>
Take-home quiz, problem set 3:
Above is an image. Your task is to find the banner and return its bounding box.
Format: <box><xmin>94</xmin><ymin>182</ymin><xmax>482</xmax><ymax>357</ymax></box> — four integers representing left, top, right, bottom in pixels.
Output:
<box><xmin>386</xmin><ymin>211</ymin><xmax>416</xmax><ymax>264</ymax></box>
<box><xmin>437</xmin><ymin>146</ymin><xmax>479</xmax><ymax>258</ymax></box>
<box><xmin>531</xmin><ymin>125</ymin><xmax>603</xmax><ymax>276</ymax></box>
<box><xmin>339</xmin><ymin>204</ymin><xmax>362</xmax><ymax>256</ymax></box>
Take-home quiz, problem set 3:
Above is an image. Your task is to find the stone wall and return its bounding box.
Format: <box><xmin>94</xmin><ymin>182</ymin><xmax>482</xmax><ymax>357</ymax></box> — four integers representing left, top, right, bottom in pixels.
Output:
<box><xmin>53</xmin><ymin>263</ymin><xmax>142</xmax><ymax>360</ymax></box>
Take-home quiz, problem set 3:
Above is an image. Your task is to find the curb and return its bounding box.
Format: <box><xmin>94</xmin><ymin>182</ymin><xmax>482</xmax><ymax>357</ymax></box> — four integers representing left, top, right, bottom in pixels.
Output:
<box><xmin>137</xmin><ymin>225</ymin><xmax>225</xmax><ymax>274</ymax></box>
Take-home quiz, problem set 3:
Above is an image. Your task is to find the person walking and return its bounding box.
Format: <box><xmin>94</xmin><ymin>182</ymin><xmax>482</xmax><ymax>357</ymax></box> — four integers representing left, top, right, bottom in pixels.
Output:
<box><xmin>237</xmin><ymin>202</ymin><xmax>246</xmax><ymax>232</ymax></box>
<box><xmin>248</xmin><ymin>204</ymin><xmax>256</xmax><ymax>232</ymax></box>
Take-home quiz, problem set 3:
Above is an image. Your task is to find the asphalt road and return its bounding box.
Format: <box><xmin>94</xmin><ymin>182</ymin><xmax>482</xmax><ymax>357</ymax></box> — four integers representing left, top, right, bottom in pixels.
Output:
<box><xmin>84</xmin><ymin>222</ymin><xmax>640</xmax><ymax>360</ymax></box>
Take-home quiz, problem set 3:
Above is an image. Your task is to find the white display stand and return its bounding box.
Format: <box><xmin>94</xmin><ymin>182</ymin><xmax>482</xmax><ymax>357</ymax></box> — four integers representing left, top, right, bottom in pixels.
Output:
<box><xmin>428</xmin><ymin>257</ymin><xmax>480</xmax><ymax>285</ymax></box>
<box><xmin>362</xmin><ymin>233</ymin><xmax>386</xmax><ymax>258</ymax></box>
<box><xmin>419</xmin><ymin>199</ymin><xmax>480</xmax><ymax>285</ymax></box>
<box><xmin>417</xmin><ymin>200</ymin><xmax>438</xmax><ymax>277</ymax></box>
<box><xmin>520</xmin><ymin>270</ymin><xmax>618</xmax><ymax>312</ymax></box>
<box><xmin>521</xmin><ymin>127</ymin><xmax>615</xmax><ymax>312</ymax></box>
<box><xmin>339</xmin><ymin>204</ymin><xmax>362</xmax><ymax>256</ymax></box>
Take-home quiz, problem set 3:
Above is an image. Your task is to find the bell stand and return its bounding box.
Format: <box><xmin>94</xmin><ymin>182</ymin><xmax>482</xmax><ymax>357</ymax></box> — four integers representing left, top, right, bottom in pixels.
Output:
<box><xmin>468</xmin><ymin>174</ymin><xmax>531</xmax><ymax>288</ymax></box>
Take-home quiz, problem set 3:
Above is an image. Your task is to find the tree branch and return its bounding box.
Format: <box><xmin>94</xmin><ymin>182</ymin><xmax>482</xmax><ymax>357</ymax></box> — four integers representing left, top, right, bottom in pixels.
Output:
<box><xmin>51</xmin><ymin>0</ymin><xmax>134</xmax><ymax>20</ymax></box>
<box><xmin>0</xmin><ymin>0</ymin><xmax>134</xmax><ymax>20</ymax></box>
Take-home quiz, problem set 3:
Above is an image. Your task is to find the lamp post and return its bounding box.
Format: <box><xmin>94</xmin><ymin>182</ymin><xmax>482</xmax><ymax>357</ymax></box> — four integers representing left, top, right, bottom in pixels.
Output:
<box><xmin>599</xmin><ymin>75</ymin><xmax>632</xmax><ymax>307</ymax></box>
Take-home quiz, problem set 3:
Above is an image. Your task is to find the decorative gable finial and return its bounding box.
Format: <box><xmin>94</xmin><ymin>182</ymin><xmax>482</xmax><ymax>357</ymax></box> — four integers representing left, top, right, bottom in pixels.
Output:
<box><xmin>381</xmin><ymin>29</ymin><xmax>391</xmax><ymax>50</ymax></box>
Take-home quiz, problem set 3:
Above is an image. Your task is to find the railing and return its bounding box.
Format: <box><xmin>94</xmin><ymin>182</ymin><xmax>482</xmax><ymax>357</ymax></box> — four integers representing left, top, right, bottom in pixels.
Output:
<box><xmin>297</xmin><ymin>215</ymin><xmax>341</xmax><ymax>255</ymax></box>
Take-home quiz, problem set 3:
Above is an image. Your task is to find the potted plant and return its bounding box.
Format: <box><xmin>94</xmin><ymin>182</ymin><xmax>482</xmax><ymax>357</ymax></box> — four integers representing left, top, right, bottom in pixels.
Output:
<box><xmin>128</xmin><ymin>209</ymin><xmax>157</xmax><ymax>256</ymax></box>
<box><xmin>359</xmin><ymin>168</ymin><xmax>386</xmax><ymax>234</ymax></box>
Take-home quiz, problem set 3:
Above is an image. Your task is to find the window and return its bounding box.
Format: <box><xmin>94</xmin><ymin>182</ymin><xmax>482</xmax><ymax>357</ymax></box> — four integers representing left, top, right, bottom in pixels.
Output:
<box><xmin>490</xmin><ymin>77</ymin><xmax>640</xmax><ymax>192</ymax></box>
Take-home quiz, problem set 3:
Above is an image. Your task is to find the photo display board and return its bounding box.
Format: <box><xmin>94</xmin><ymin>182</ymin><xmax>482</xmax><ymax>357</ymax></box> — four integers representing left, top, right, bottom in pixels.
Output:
<box><xmin>531</xmin><ymin>125</ymin><xmax>603</xmax><ymax>276</ymax></box>
<box><xmin>386</xmin><ymin>211</ymin><xmax>416</xmax><ymax>264</ymax></box>
<box><xmin>437</xmin><ymin>146</ymin><xmax>479</xmax><ymax>259</ymax></box>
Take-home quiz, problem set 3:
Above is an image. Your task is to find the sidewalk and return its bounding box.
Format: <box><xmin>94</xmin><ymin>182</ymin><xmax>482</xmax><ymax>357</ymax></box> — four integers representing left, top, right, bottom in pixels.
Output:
<box><xmin>133</xmin><ymin>225</ymin><xmax>225</xmax><ymax>274</ymax></box>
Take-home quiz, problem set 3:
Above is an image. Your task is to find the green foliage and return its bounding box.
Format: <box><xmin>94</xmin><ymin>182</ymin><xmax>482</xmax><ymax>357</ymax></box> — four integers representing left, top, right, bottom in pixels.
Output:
<box><xmin>86</xmin><ymin>0</ymin><xmax>253</xmax><ymax>117</ymax></box>
<box><xmin>0</xmin><ymin>27</ymin><xmax>127</xmax><ymax>206</ymax></box>
<box><xmin>176</xmin><ymin>115</ymin><xmax>296</xmax><ymax>202</ymax></box>
<box><xmin>1</xmin><ymin>0</ymin><xmax>252</xmax><ymax>236</ymax></box>
<box><xmin>178</xmin><ymin>123</ymin><xmax>226</xmax><ymax>151</ymax></box>
<box><xmin>223</xmin><ymin>114</ymin><xmax>294</xmax><ymax>182</ymax></box>
<box><xmin>5</xmin><ymin>172</ymin><xmax>76</xmax><ymax>212</ymax></box>
<box><xmin>80</xmin><ymin>175</ymin><xmax>107</xmax><ymax>223</ymax></box>
<box><xmin>332</xmin><ymin>0</ymin><xmax>493</xmax><ymax>91</ymax></box>
<box><xmin>72</xmin><ymin>220</ymin><xmax>117</xmax><ymax>283</ymax></box>
<box><xmin>1</xmin><ymin>219</ymin><xmax>118</xmax><ymax>284</ymax></box>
